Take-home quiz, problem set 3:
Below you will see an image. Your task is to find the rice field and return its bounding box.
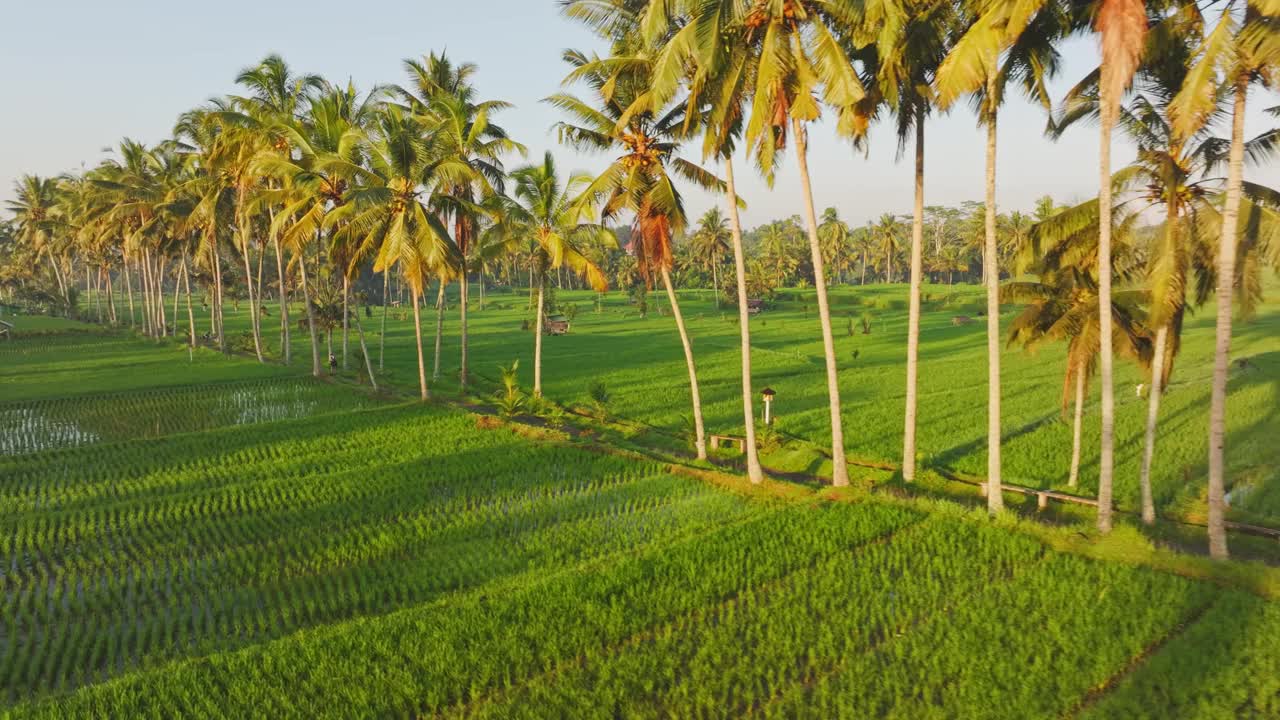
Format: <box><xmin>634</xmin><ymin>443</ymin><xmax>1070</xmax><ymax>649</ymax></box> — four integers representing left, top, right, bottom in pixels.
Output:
<box><xmin>1</xmin><ymin>327</ymin><xmax>1278</xmax><ymax>717</ymax></box>
<box><xmin>69</xmin><ymin>276</ymin><xmax>1280</xmax><ymax>520</ymax></box>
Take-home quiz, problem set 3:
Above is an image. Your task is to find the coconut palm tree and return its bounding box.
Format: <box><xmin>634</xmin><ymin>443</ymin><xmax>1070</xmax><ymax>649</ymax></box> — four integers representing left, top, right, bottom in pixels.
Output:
<box><xmin>1091</xmin><ymin>0</ymin><xmax>1149</xmax><ymax>535</ymax></box>
<box><xmin>691</xmin><ymin>208</ymin><xmax>732</xmax><ymax>306</ymax></box>
<box><xmin>1169</xmin><ymin>0</ymin><xmax>1279</xmax><ymax>559</ymax></box>
<box><xmin>254</xmin><ymin>83</ymin><xmax>379</xmax><ymax>377</ymax></box>
<box><xmin>395</xmin><ymin>51</ymin><xmax>524</xmax><ymax>390</ymax></box>
<box><xmin>550</xmin><ymin>47</ymin><xmax>725</xmax><ymax>460</ymax></box>
<box><xmin>854</xmin><ymin>0</ymin><xmax>955</xmax><ymax>481</ymax></box>
<box><xmin>703</xmin><ymin>0</ymin><xmax>866</xmax><ymax>486</ymax></box>
<box><xmin>6</xmin><ymin>176</ymin><xmax>70</xmax><ymax>310</ymax></box>
<box><xmin>817</xmin><ymin>208</ymin><xmax>852</xmax><ymax>284</ymax></box>
<box><xmin>483</xmin><ymin>151</ymin><xmax>611</xmax><ymax>397</ymax></box>
<box><xmin>759</xmin><ymin>221</ymin><xmax>801</xmax><ymax>287</ymax></box>
<box><xmin>585</xmin><ymin>0</ymin><xmax>784</xmax><ymax>484</ymax></box>
<box><xmin>1011</xmin><ymin>196</ymin><xmax>1152</xmax><ymax>490</ymax></box>
<box><xmin>234</xmin><ymin>55</ymin><xmax>325</xmax><ymax>366</ymax></box>
<box><xmin>1053</xmin><ymin>5</ymin><xmax>1280</xmax><ymax>525</ymax></box>
<box><xmin>326</xmin><ymin>105</ymin><xmax>462</xmax><ymax>400</ymax></box>
<box><xmin>935</xmin><ymin>0</ymin><xmax>1069</xmax><ymax>513</ymax></box>
<box><xmin>873</xmin><ymin>213</ymin><xmax>905</xmax><ymax>283</ymax></box>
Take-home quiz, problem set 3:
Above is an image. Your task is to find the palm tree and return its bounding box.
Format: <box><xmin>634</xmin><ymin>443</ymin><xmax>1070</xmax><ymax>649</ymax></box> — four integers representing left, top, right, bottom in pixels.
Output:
<box><xmin>1171</xmin><ymin>2</ymin><xmax>1279</xmax><ymax>557</ymax></box>
<box><xmin>1054</xmin><ymin>6</ymin><xmax>1279</xmax><ymax>525</ymax></box>
<box><xmin>484</xmin><ymin>151</ymin><xmax>610</xmax><ymax>397</ymax></box>
<box><xmin>327</xmin><ymin>105</ymin><xmax>462</xmax><ymax>400</ymax></box>
<box><xmin>1012</xmin><ymin>197</ymin><xmax>1151</xmax><ymax>490</ymax></box>
<box><xmin>858</xmin><ymin>0</ymin><xmax>955</xmax><ymax>482</ymax></box>
<box><xmin>255</xmin><ymin>83</ymin><xmax>379</xmax><ymax>377</ymax></box>
<box><xmin>396</xmin><ymin>52</ymin><xmax>524</xmax><ymax>390</ymax></box>
<box><xmin>759</xmin><ymin>221</ymin><xmax>801</xmax><ymax>287</ymax></box>
<box><xmin>1091</xmin><ymin>0</ymin><xmax>1148</xmax><ymax>535</ymax></box>
<box><xmin>873</xmin><ymin>213</ymin><xmax>904</xmax><ymax>283</ymax></box>
<box><xmin>6</xmin><ymin>176</ymin><xmax>69</xmax><ymax>311</ymax></box>
<box><xmin>719</xmin><ymin>0</ymin><xmax>865</xmax><ymax>487</ymax></box>
<box><xmin>234</xmin><ymin>55</ymin><xmax>325</xmax><ymax>366</ymax></box>
<box><xmin>692</xmin><ymin>208</ymin><xmax>731</xmax><ymax>307</ymax></box>
<box><xmin>935</xmin><ymin>0</ymin><xmax>1068</xmax><ymax>513</ymax></box>
<box><xmin>550</xmin><ymin>47</ymin><xmax>725</xmax><ymax>460</ymax></box>
<box><xmin>597</xmin><ymin>0</ymin><xmax>781</xmax><ymax>484</ymax></box>
<box><xmin>818</xmin><ymin>208</ymin><xmax>852</xmax><ymax>284</ymax></box>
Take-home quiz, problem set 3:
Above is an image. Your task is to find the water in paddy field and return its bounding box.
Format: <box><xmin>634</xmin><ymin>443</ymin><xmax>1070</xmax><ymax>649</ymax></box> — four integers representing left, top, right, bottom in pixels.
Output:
<box><xmin>218</xmin><ymin>383</ymin><xmax>323</xmax><ymax>425</ymax></box>
<box><xmin>0</xmin><ymin>379</ymin><xmax>364</xmax><ymax>456</ymax></box>
<box><xmin>0</xmin><ymin>405</ymin><xmax>102</xmax><ymax>455</ymax></box>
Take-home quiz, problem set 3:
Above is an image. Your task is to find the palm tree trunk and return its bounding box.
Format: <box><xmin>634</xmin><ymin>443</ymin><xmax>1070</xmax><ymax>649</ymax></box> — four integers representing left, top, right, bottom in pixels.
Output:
<box><xmin>48</xmin><ymin>253</ymin><xmax>68</xmax><ymax>314</ymax></box>
<box><xmin>156</xmin><ymin>256</ymin><xmax>168</xmax><ymax>337</ymax></box>
<box><xmin>298</xmin><ymin>251</ymin><xmax>322</xmax><ymax>377</ymax></box>
<box><xmin>861</xmin><ymin>253</ymin><xmax>866</xmax><ymax>285</ymax></box>
<box><xmin>534</xmin><ymin>276</ymin><xmax>545</xmax><ymax>397</ymax></box>
<box><xmin>123</xmin><ymin>261</ymin><xmax>135</xmax><ymax>327</ymax></box>
<box><xmin>181</xmin><ymin>251</ymin><xmax>197</xmax><ymax>349</ymax></box>
<box><xmin>723</xmin><ymin>156</ymin><xmax>764</xmax><ymax>484</ymax></box>
<box><xmin>140</xmin><ymin>251</ymin><xmax>153</xmax><ymax>336</ymax></box>
<box><xmin>274</xmin><ymin>235</ymin><xmax>289</xmax><ymax>365</ymax></box>
<box><xmin>147</xmin><ymin>258</ymin><xmax>155</xmax><ymax>333</ymax></box>
<box><xmin>240</xmin><ymin>231</ymin><xmax>264</xmax><ymax>362</ymax></box>
<box><xmin>460</xmin><ymin>267</ymin><xmax>470</xmax><ymax>390</ymax></box>
<box><xmin>105</xmin><ymin>267</ymin><xmax>116</xmax><ymax>325</ymax></box>
<box><xmin>432</xmin><ymin>279</ymin><xmax>445</xmax><ymax>382</ymax></box>
<box><xmin>352</xmin><ymin>294</ymin><xmax>378</xmax><ymax>392</ymax></box>
<box><xmin>170</xmin><ymin>262</ymin><xmax>179</xmax><ymax>335</ymax></box>
<box><xmin>712</xmin><ymin>261</ymin><xmax>720</xmax><ymax>309</ymax></box>
<box><xmin>255</xmin><ymin>238</ymin><xmax>265</xmax><ymax>339</ymax></box>
<box><xmin>661</xmin><ymin>267</ymin><xmax>707</xmax><ymax>460</ymax></box>
<box><xmin>213</xmin><ymin>248</ymin><xmax>226</xmax><ymax>353</ymax></box>
<box><xmin>1069</xmin><ymin>366</ymin><xmax>1085</xmax><ymax>489</ymax></box>
<box><xmin>1096</xmin><ymin>97</ymin><xmax>1117</xmax><ymax>534</ymax></box>
<box><xmin>342</xmin><ymin>275</ymin><xmax>350</xmax><ymax>371</ymax></box>
<box><xmin>903</xmin><ymin>110</ymin><xmax>926</xmax><ymax>482</ymax></box>
<box><xmin>411</xmin><ymin>286</ymin><xmax>429</xmax><ymax>401</ymax></box>
<box><xmin>93</xmin><ymin>268</ymin><xmax>102</xmax><ymax>323</ymax></box>
<box><xmin>793</xmin><ymin>118</ymin><xmax>849</xmax><ymax>487</ymax></box>
<box><xmin>1139</xmin><ymin>324</ymin><xmax>1167</xmax><ymax>525</ymax></box>
<box><xmin>380</xmin><ymin>270</ymin><xmax>389</xmax><ymax>371</ymax></box>
<box><xmin>1206</xmin><ymin>75</ymin><xmax>1247</xmax><ymax>560</ymax></box>
<box><xmin>983</xmin><ymin>99</ymin><xmax>1004</xmax><ymax>514</ymax></box>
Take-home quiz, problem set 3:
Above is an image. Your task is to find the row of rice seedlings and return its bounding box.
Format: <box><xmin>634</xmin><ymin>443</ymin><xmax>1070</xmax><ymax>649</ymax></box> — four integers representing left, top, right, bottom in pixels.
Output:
<box><xmin>0</xmin><ymin>458</ymin><xmax>711</xmax><ymax>702</ymax></box>
<box><xmin>0</xmin><ymin>377</ymin><xmax>387</xmax><ymax>456</ymax></box>
<box><xmin>3</xmin><ymin>501</ymin><xmax>913</xmax><ymax>718</ymax></box>
<box><xmin>763</xmin><ymin>551</ymin><xmax>1219</xmax><ymax>719</ymax></box>
<box><xmin>0</xmin><ymin>432</ymin><xmax>661</xmax><ymax>588</ymax></box>
<box><xmin>452</xmin><ymin>514</ymin><xmax>1040</xmax><ymax>718</ymax></box>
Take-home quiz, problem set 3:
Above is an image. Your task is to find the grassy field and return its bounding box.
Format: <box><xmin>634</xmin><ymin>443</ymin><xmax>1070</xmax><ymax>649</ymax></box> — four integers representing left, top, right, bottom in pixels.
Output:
<box><xmin>2</xmin><ymin>327</ymin><xmax>1279</xmax><ymax>717</ymax></box>
<box><xmin>66</xmin><ymin>275</ymin><xmax>1280</xmax><ymax>523</ymax></box>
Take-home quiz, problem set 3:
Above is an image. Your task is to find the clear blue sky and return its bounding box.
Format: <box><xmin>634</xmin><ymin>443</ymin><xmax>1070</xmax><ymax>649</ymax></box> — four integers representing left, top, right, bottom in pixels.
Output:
<box><xmin>2</xmin><ymin>0</ymin><xmax>1276</xmax><ymax>227</ymax></box>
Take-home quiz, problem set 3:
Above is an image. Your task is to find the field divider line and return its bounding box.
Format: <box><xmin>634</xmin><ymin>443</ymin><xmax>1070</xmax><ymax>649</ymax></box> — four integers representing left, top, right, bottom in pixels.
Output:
<box><xmin>1060</xmin><ymin>594</ymin><xmax>1221</xmax><ymax>720</ymax></box>
<box><xmin>747</xmin><ymin>547</ymin><xmax>1052</xmax><ymax>719</ymax></box>
<box><xmin>441</xmin><ymin>514</ymin><xmax>929</xmax><ymax>720</ymax></box>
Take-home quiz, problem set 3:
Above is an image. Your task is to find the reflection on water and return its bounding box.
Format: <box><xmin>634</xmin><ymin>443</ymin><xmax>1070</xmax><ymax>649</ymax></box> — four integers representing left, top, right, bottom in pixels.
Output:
<box><xmin>0</xmin><ymin>406</ymin><xmax>102</xmax><ymax>455</ymax></box>
<box><xmin>1</xmin><ymin>380</ymin><xmax>366</xmax><ymax>456</ymax></box>
<box><xmin>220</xmin><ymin>384</ymin><xmax>321</xmax><ymax>425</ymax></box>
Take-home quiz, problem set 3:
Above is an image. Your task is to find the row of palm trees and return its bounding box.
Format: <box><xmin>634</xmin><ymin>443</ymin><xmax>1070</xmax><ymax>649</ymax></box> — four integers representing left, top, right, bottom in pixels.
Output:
<box><xmin>556</xmin><ymin>0</ymin><xmax>1275</xmax><ymax>557</ymax></box>
<box><xmin>4</xmin><ymin>0</ymin><xmax>1278</xmax><ymax>559</ymax></box>
<box><xmin>672</xmin><ymin>199</ymin><xmax>1059</xmax><ymax>294</ymax></box>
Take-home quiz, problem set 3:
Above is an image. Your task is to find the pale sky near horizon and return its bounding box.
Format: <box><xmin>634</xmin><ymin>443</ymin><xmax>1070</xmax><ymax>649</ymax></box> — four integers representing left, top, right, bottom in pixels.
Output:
<box><xmin>2</xmin><ymin>0</ymin><xmax>1277</xmax><ymax>229</ymax></box>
